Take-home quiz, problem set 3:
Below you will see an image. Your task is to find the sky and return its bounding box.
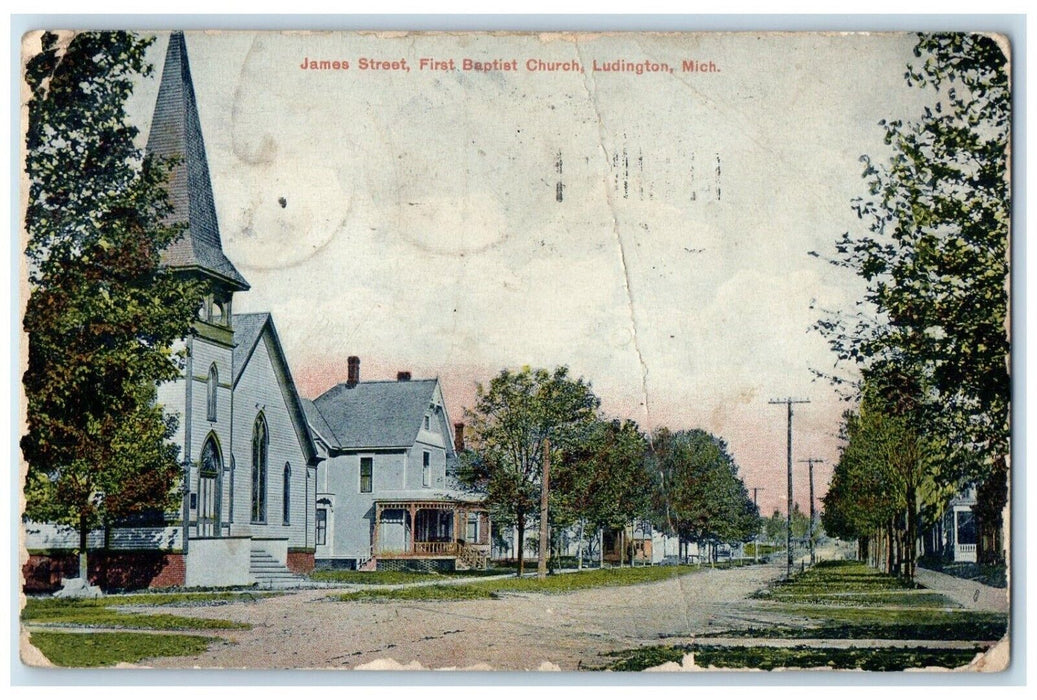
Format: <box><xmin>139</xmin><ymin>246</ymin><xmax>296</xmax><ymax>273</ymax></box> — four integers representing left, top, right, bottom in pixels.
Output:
<box><xmin>116</xmin><ymin>30</ymin><xmax>937</xmax><ymax>517</ymax></box>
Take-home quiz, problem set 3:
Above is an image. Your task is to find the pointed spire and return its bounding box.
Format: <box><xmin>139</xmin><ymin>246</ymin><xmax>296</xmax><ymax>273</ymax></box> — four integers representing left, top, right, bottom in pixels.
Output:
<box><xmin>147</xmin><ymin>31</ymin><xmax>249</xmax><ymax>290</ymax></box>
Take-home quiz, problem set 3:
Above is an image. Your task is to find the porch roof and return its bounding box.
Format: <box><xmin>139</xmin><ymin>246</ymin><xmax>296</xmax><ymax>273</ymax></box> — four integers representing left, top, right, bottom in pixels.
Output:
<box><xmin>375</xmin><ymin>497</ymin><xmax>487</xmax><ymax>511</ymax></box>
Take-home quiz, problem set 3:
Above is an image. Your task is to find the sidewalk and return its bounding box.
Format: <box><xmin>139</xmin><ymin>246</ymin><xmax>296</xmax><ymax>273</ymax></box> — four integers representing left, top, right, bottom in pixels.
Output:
<box><xmin>916</xmin><ymin>567</ymin><xmax>1009</xmax><ymax>613</ymax></box>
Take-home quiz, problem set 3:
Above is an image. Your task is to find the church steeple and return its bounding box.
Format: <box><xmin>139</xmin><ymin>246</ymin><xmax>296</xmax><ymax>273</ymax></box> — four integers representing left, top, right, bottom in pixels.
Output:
<box><xmin>147</xmin><ymin>31</ymin><xmax>249</xmax><ymax>292</ymax></box>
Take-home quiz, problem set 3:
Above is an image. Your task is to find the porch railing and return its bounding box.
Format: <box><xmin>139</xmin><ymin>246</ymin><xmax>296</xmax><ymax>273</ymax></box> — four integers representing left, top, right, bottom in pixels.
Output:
<box><xmin>413</xmin><ymin>541</ymin><xmax>458</xmax><ymax>556</ymax></box>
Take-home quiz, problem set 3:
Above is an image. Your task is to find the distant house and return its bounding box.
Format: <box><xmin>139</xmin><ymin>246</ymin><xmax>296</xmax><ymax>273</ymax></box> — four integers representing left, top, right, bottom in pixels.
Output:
<box><xmin>303</xmin><ymin>359</ymin><xmax>490</xmax><ymax>572</ymax></box>
<box><xmin>23</xmin><ymin>32</ymin><xmax>319</xmax><ymax>592</ymax></box>
<box><xmin>943</xmin><ymin>487</ymin><xmax>979</xmax><ymax>563</ymax></box>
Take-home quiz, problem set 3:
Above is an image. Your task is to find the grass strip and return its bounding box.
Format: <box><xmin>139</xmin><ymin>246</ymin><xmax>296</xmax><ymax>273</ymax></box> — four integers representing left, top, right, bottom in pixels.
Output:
<box><xmin>310</xmin><ymin>569</ymin><xmax>512</xmax><ymax>585</ymax></box>
<box><xmin>29</xmin><ymin>631</ymin><xmax>214</xmax><ymax>667</ymax></box>
<box><xmin>601</xmin><ymin>644</ymin><xmax>985</xmax><ymax>672</ymax></box>
<box><xmin>335</xmin><ymin>584</ymin><xmax>498</xmax><ymax>602</ymax></box>
<box><xmin>470</xmin><ymin>564</ymin><xmax>704</xmax><ymax>595</ymax></box>
<box><xmin>699</xmin><ymin>616</ymin><xmax>1008</xmax><ymax>642</ymax></box>
<box><xmin>22</xmin><ymin>598</ymin><xmax>250</xmax><ymax>630</ymax></box>
<box><xmin>764</xmin><ymin>592</ymin><xmax>957</xmax><ymax>608</ymax></box>
<box><xmin>332</xmin><ymin>564</ymin><xmax>710</xmax><ymax>602</ymax></box>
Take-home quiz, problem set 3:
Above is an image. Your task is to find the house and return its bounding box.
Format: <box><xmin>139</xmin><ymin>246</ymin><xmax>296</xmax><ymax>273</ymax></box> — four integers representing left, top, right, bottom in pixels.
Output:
<box><xmin>23</xmin><ymin>32</ymin><xmax>320</xmax><ymax>592</ymax></box>
<box><xmin>303</xmin><ymin>359</ymin><xmax>490</xmax><ymax>572</ymax></box>
<box><xmin>942</xmin><ymin>487</ymin><xmax>979</xmax><ymax>563</ymax></box>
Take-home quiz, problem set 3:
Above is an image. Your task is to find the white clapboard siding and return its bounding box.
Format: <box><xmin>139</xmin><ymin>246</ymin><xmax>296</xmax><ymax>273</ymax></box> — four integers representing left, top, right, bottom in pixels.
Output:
<box><xmin>231</xmin><ymin>331</ymin><xmax>311</xmax><ymax>549</ymax></box>
<box><xmin>24</xmin><ymin>521</ymin><xmax>182</xmax><ymax>551</ymax></box>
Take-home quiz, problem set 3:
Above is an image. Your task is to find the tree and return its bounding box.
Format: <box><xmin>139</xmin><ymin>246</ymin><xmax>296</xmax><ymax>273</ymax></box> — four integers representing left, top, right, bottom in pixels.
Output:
<box><xmin>821</xmin><ymin>378</ymin><xmax>951</xmax><ymax>577</ymax></box>
<box><xmin>650</xmin><ymin>429</ymin><xmax>758</xmax><ymax>562</ymax></box>
<box><xmin>458</xmin><ymin>366</ymin><xmax>600</xmax><ymax>575</ymax></box>
<box><xmin>553</xmin><ymin>418</ymin><xmax>651</xmax><ymax>567</ymax></box>
<box><xmin>814</xmin><ymin>33</ymin><xmax>1010</xmax><ymax>564</ymax></box>
<box><xmin>22</xmin><ymin>31</ymin><xmax>206</xmax><ymax>582</ymax></box>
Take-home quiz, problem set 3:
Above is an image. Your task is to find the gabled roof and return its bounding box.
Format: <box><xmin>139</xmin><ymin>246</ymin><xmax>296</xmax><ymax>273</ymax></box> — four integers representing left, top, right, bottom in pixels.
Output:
<box><xmin>300</xmin><ymin>397</ymin><xmax>335</xmax><ymax>446</ymax></box>
<box><xmin>146</xmin><ymin>31</ymin><xmax>249</xmax><ymax>291</ymax></box>
<box><xmin>312</xmin><ymin>379</ymin><xmax>440</xmax><ymax>450</ymax></box>
<box><xmin>231</xmin><ymin>312</ymin><xmax>270</xmax><ymax>385</ymax></box>
<box><xmin>231</xmin><ymin>313</ymin><xmax>318</xmax><ymax>465</ymax></box>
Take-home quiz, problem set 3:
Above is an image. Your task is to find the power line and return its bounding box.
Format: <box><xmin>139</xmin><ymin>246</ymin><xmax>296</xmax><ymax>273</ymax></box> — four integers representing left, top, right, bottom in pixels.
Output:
<box><xmin>769</xmin><ymin>397</ymin><xmax>810</xmax><ymax>577</ymax></box>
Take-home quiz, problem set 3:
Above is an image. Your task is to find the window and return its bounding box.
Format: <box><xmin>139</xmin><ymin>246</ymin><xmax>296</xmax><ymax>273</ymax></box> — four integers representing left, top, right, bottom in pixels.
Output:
<box><xmin>282</xmin><ymin>463</ymin><xmax>291</xmax><ymax>525</ymax></box>
<box><xmin>206</xmin><ymin>364</ymin><xmax>218</xmax><ymax>421</ymax></box>
<box><xmin>424</xmin><ymin>414</ymin><xmax>431</xmax><ymax>431</ymax></box>
<box><xmin>360</xmin><ymin>457</ymin><xmax>373</xmax><ymax>493</ymax></box>
<box><xmin>251</xmin><ymin>413</ymin><xmax>268</xmax><ymax>522</ymax></box>
<box><xmin>315</xmin><ymin>508</ymin><xmax>327</xmax><ymax>545</ymax></box>
<box><xmin>422</xmin><ymin>451</ymin><xmax>431</xmax><ymax>487</ymax></box>
<box><xmin>467</xmin><ymin>512</ymin><xmax>479</xmax><ymax>543</ymax></box>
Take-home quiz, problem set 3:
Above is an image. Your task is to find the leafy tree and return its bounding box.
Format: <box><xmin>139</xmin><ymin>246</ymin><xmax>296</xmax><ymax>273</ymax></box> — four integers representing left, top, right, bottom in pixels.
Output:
<box><xmin>553</xmin><ymin>418</ymin><xmax>651</xmax><ymax>567</ymax></box>
<box><xmin>22</xmin><ymin>31</ymin><xmax>205</xmax><ymax>582</ymax></box>
<box><xmin>814</xmin><ymin>33</ymin><xmax>1010</xmax><ymax>564</ymax></box>
<box><xmin>821</xmin><ymin>378</ymin><xmax>951</xmax><ymax>577</ymax></box>
<box><xmin>649</xmin><ymin>429</ymin><xmax>758</xmax><ymax>561</ymax></box>
<box><xmin>458</xmin><ymin>366</ymin><xmax>600</xmax><ymax>575</ymax></box>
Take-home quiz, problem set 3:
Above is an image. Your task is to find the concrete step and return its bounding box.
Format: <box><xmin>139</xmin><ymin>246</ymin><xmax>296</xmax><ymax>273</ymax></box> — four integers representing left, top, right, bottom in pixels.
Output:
<box><xmin>249</xmin><ymin>548</ymin><xmax>308</xmax><ymax>589</ymax></box>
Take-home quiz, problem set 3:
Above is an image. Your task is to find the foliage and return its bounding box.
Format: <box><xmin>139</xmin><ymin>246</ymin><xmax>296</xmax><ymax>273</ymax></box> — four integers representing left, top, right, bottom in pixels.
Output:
<box><xmin>29</xmin><ymin>631</ymin><xmax>213</xmax><ymax>667</ymax></box>
<box><xmin>552</xmin><ymin>418</ymin><xmax>651</xmax><ymax>532</ymax></box>
<box><xmin>309</xmin><ymin>569</ymin><xmax>512</xmax><ymax>584</ymax></box>
<box><xmin>458</xmin><ymin>366</ymin><xmax>600</xmax><ymax>574</ymax></box>
<box><xmin>21</xmin><ymin>32</ymin><xmax>206</xmax><ymax>570</ymax></box>
<box><xmin>821</xmin><ymin>379</ymin><xmax>949</xmax><ymax>576</ymax></box>
<box><xmin>813</xmin><ymin>33</ymin><xmax>1010</xmax><ymax>563</ymax></box>
<box><xmin>649</xmin><ymin>429</ymin><xmax>759</xmax><ymax>547</ymax></box>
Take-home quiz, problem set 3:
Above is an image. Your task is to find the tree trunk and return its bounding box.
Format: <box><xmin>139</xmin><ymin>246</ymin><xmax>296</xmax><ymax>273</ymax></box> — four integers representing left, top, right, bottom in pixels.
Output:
<box><xmin>516</xmin><ymin>514</ymin><xmax>526</xmax><ymax>577</ymax></box>
<box><xmin>78</xmin><ymin>514</ymin><xmax>89</xmax><ymax>582</ymax></box>
<box><xmin>905</xmin><ymin>487</ymin><xmax>918</xmax><ymax>579</ymax></box>
<box><xmin>577</xmin><ymin>518</ymin><xmax>585</xmax><ymax>570</ymax></box>
<box><xmin>886</xmin><ymin>523</ymin><xmax>895</xmax><ymax>574</ymax></box>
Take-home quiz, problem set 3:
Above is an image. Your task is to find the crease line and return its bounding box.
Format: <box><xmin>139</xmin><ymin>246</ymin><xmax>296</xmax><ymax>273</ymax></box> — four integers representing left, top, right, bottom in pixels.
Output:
<box><xmin>572</xmin><ymin>40</ymin><xmax>653</xmax><ymax>433</ymax></box>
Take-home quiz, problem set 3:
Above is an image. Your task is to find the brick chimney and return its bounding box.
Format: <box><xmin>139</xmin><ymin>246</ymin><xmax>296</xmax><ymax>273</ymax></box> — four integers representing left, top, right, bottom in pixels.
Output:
<box><xmin>397</xmin><ymin>371</ymin><xmax>411</xmax><ymax>382</ymax></box>
<box><xmin>346</xmin><ymin>356</ymin><xmax>360</xmax><ymax>387</ymax></box>
<box><xmin>453</xmin><ymin>422</ymin><xmax>465</xmax><ymax>452</ymax></box>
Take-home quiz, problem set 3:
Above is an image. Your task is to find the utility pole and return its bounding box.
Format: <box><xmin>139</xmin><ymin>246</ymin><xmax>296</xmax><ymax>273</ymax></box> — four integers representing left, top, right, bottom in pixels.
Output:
<box><xmin>752</xmin><ymin>487</ymin><xmax>765</xmax><ymax>563</ymax></box>
<box><xmin>798</xmin><ymin>458</ymin><xmax>824</xmax><ymax>565</ymax></box>
<box><xmin>769</xmin><ymin>397</ymin><xmax>810</xmax><ymax>578</ymax></box>
<box><xmin>538</xmin><ymin>437</ymin><xmax>551</xmax><ymax>580</ymax></box>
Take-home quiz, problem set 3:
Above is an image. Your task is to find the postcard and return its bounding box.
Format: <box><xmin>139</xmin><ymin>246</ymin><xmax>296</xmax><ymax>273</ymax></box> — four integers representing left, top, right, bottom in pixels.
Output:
<box><xmin>17</xmin><ymin>28</ymin><xmax>1011</xmax><ymax>672</ymax></box>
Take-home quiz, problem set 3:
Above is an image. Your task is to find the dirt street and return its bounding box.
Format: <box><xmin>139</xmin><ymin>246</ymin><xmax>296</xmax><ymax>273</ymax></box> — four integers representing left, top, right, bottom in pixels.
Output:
<box><xmin>142</xmin><ymin>563</ymin><xmax>784</xmax><ymax>671</ymax></box>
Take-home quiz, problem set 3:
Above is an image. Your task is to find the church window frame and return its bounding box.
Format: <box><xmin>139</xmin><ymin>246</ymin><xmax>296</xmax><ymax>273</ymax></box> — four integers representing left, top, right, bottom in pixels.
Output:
<box><xmin>283</xmin><ymin>462</ymin><xmax>292</xmax><ymax>525</ymax></box>
<box><xmin>251</xmin><ymin>413</ymin><xmax>269</xmax><ymax>523</ymax></box>
<box><xmin>206</xmin><ymin>363</ymin><xmax>218</xmax><ymax>422</ymax></box>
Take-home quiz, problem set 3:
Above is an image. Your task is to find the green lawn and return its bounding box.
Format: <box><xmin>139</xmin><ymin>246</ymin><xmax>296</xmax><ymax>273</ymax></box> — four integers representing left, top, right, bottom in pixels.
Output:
<box><xmin>331</xmin><ymin>563</ymin><xmax>711</xmax><ymax>602</ymax></box>
<box><xmin>600</xmin><ymin>644</ymin><xmax>985</xmax><ymax>672</ymax></box>
<box><xmin>336</xmin><ymin>584</ymin><xmax>499</xmax><ymax>602</ymax></box>
<box><xmin>601</xmin><ymin>560</ymin><xmax>1007</xmax><ymax>671</ymax></box>
<box><xmin>29</xmin><ymin>631</ymin><xmax>215</xmax><ymax>667</ymax></box>
<box><xmin>310</xmin><ymin>568</ymin><xmax>511</xmax><ymax>585</ymax></box>
<box><xmin>21</xmin><ymin>595</ymin><xmax>252</xmax><ymax>630</ymax></box>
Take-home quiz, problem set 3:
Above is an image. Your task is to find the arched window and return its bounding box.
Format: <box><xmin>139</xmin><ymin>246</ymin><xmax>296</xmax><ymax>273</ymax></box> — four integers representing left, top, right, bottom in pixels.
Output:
<box><xmin>206</xmin><ymin>364</ymin><xmax>218</xmax><ymax>422</ymax></box>
<box><xmin>198</xmin><ymin>435</ymin><xmax>222</xmax><ymax>537</ymax></box>
<box><xmin>251</xmin><ymin>413</ymin><xmax>268</xmax><ymax>523</ymax></box>
<box><xmin>283</xmin><ymin>463</ymin><xmax>291</xmax><ymax>525</ymax></box>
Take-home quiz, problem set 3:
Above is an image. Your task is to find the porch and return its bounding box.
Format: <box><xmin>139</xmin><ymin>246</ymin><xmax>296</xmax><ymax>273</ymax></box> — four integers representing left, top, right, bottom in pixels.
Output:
<box><xmin>373</xmin><ymin>499</ymin><xmax>489</xmax><ymax>568</ymax></box>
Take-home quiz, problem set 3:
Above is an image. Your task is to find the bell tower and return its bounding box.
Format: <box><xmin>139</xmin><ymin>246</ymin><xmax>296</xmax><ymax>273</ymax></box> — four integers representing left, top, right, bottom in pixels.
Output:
<box><xmin>146</xmin><ymin>30</ymin><xmax>249</xmax><ymax>345</ymax></box>
<box><xmin>147</xmin><ymin>31</ymin><xmax>247</xmax><ymax>543</ymax></box>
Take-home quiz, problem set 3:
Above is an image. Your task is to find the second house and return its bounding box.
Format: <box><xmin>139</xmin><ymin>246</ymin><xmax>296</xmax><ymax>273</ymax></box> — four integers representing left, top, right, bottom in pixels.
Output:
<box><xmin>303</xmin><ymin>357</ymin><xmax>490</xmax><ymax>572</ymax></box>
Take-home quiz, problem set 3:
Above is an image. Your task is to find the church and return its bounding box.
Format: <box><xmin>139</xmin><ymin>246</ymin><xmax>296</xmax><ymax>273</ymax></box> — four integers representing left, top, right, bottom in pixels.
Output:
<box><xmin>23</xmin><ymin>32</ymin><xmax>321</xmax><ymax>591</ymax></box>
